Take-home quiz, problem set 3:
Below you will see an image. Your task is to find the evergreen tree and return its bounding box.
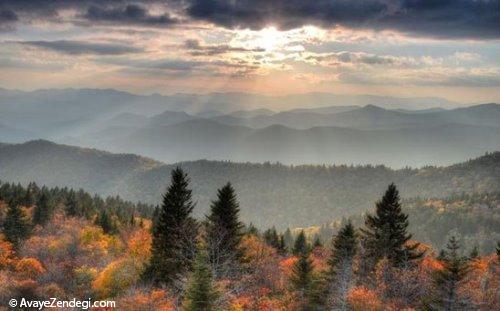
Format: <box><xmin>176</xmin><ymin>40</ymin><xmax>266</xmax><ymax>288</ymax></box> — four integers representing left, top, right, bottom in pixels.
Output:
<box><xmin>3</xmin><ymin>203</ymin><xmax>32</xmax><ymax>249</ymax></box>
<box><xmin>33</xmin><ymin>190</ymin><xmax>53</xmax><ymax>226</ymax></box>
<box><xmin>313</xmin><ymin>236</ymin><xmax>322</xmax><ymax>248</ymax></box>
<box><xmin>293</xmin><ymin>230</ymin><xmax>309</xmax><ymax>256</ymax></box>
<box><xmin>94</xmin><ymin>210</ymin><xmax>115</xmax><ymax>234</ymax></box>
<box><xmin>182</xmin><ymin>247</ymin><xmax>219</xmax><ymax>311</ymax></box>
<box><xmin>205</xmin><ymin>183</ymin><xmax>244</xmax><ymax>279</ymax></box>
<box><xmin>277</xmin><ymin>234</ymin><xmax>288</xmax><ymax>255</ymax></box>
<box><xmin>469</xmin><ymin>246</ymin><xmax>479</xmax><ymax>260</ymax></box>
<box><xmin>430</xmin><ymin>236</ymin><xmax>471</xmax><ymax>310</ymax></box>
<box><xmin>264</xmin><ymin>227</ymin><xmax>280</xmax><ymax>249</ymax></box>
<box><xmin>246</xmin><ymin>223</ymin><xmax>259</xmax><ymax>236</ymax></box>
<box><xmin>143</xmin><ymin>167</ymin><xmax>198</xmax><ymax>286</ymax></box>
<box><xmin>291</xmin><ymin>252</ymin><xmax>314</xmax><ymax>307</ymax></box>
<box><xmin>284</xmin><ymin>228</ymin><xmax>293</xmax><ymax>250</ymax></box>
<box><xmin>65</xmin><ymin>190</ymin><xmax>78</xmax><ymax>217</ymax></box>
<box><xmin>361</xmin><ymin>183</ymin><xmax>423</xmax><ymax>267</ymax></box>
<box><xmin>326</xmin><ymin>221</ymin><xmax>357</xmax><ymax>310</ymax></box>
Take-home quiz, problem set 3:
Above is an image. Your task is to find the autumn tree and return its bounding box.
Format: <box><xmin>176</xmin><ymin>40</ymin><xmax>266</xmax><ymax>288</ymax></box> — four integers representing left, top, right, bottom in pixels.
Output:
<box><xmin>429</xmin><ymin>236</ymin><xmax>472</xmax><ymax>310</ymax></box>
<box><xmin>205</xmin><ymin>183</ymin><xmax>244</xmax><ymax>279</ymax></box>
<box><xmin>182</xmin><ymin>247</ymin><xmax>219</xmax><ymax>311</ymax></box>
<box><xmin>361</xmin><ymin>183</ymin><xmax>423</xmax><ymax>268</ymax></box>
<box><xmin>326</xmin><ymin>221</ymin><xmax>357</xmax><ymax>310</ymax></box>
<box><xmin>3</xmin><ymin>203</ymin><xmax>31</xmax><ymax>249</ymax></box>
<box><xmin>142</xmin><ymin>167</ymin><xmax>198</xmax><ymax>286</ymax></box>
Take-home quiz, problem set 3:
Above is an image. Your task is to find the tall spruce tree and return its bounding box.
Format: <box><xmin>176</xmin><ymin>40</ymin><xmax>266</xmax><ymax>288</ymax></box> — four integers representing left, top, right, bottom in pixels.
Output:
<box><xmin>361</xmin><ymin>183</ymin><xmax>423</xmax><ymax>267</ymax></box>
<box><xmin>293</xmin><ymin>230</ymin><xmax>309</xmax><ymax>255</ymax></box>
<box><xmin>430</xmin><ymin>236</ymin><xmax>472</xmax><ymax>310</ymax></box>
<box><xmin>3</xmin><ymin>203</ymin><xmax>31</xmax><ymax>249</ymax></box>
<box><xmin>182</xmin><ymin>247</ymin><xmax>219</xmax><ymax>311</ymax></box>
<box><xmin>143</xmin><ymin>167</ymin><xmax>198</xmax><ymax>286</ymax></box>
<box><xmin>326</xmin><ymin>221</ymin><xmax>357</xmax><ymax>310</ymax></box>
<box><xmin>33</xmin><ymin>190</ymin><xmax>53</xmax><ymax>226</ymax></box>
<box><xmin>205</xmin><ymin>183</ymin><xmax>244</xmax><ymax>279</ymax></box>
<box><xmin>291</xmin><ymin>252</ymin><xmax>314</xmax><ymax>308</ymax></box>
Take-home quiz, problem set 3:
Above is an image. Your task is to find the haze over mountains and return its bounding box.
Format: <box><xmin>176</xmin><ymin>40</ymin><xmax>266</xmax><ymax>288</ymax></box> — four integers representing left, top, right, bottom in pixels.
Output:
<box><xmin>1</xmin><ymin>87</ymin><xmax>499</xmax><ymax>167</ymax></box>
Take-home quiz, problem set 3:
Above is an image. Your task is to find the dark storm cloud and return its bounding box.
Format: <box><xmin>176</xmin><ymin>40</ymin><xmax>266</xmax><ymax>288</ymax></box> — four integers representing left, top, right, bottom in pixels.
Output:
<box><xmin>0</xmin><ymin>8</ymin><xmax>17</xmax><ymax>31</ymax></box>
<box><xmin>19</xmin><ymin>40</ymin><xmax>144</xmax><ymax>55</ymax></box>
<box><xmin>185</xmin><ymin>0</ymin><xmax>500</xmax><ymax>39</ymax></box>
<box><xmin>0</xmin><ymin>0</ymin><xmax>178</xmax><ymax>28</ymax></box>
<box><xmin>1</xmin><ymin>0</ymin><xmax>499</xmax><ymax>39</ymax></box>
<box><xmin>83</xmin><ymin>4</ymin><xmax>179</xmax><ymax>26</ymax></box>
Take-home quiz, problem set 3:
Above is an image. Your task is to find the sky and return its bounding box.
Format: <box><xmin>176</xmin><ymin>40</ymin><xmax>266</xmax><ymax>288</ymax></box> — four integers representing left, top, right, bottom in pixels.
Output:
<box><xmin>0</xmin><ymin>0</ymin><xmax>499</xmax><ymax>103</ymax></box>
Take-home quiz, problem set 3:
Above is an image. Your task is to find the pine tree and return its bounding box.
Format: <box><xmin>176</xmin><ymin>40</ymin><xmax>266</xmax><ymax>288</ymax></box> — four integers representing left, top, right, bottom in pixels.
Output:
<box><xmin>205</xmin><ymin>183</ymin><xmax>244</xmax><ymax>279</ymax></box>
<box><xmin>313</xmin><ymin>236</ymin><xmax>322</xmax><ymax>248</ymax></box>
<box><xmin>182</xmin><ymin>247</ymin><xmax>219</xmax><ymax>311</ymax></box>
<box><xmin>33</xmin><ymin>190</ymin><xmax>53</xmax><ymax>226</ymax></box>
<box><xmin>326</xmin><ymin>221</ymin><xmax>357</xmax><ymax>310</ymax></box>
<box><xmin>3</xmin><ymin>203</ymin><xmax>32</xmax><ymax>249</ymax></box>
<box><xmin>142</xmin><ymin>167</ymin><xmax>198</xmax><ymax>286</ymax></box>
<box><xmin>293</xmin><ymin>230</ymin><xmax>309</xmax><ymax>256</ymax></box>
<box><xmin>430</xmin><ymin>236</ymin><xmax>471</xmax><ymax>310</ymax></box>
<box><xmin>361</xmin><ymin>183</ymin><xmax>423</xmax><ymax>268</ymax></box>
<box><xmin>65</xmin><ymin>190</ymin><xmax>78</xmax><ymax>217</ymax></box>
<box><xmin>264</xmin><ymin>227</ymin><xmax>280</xmax><ymax>248</ymax></box>
<box><xmin>291</xmin><ymin>252</ymin><xmax>314</xmax><ymax>307</ymax></box>
<box><xmin>277</xmin><ymin>234</ymin><xmax>288</xmax><ymax>255</ymax></box>
<box><xmin>246</xmin><ymin>223</ymin><xmax>259</xmax><ymax>236</ymax></box>
<box><xmin>94</xmin><ymin>210</ymin><xmax>115</xmax><ymax>234</ymax></box>
<box><xmin>469</xmin><ymin>246</ymin><xmax>479</xmax><ymax>260</ymax></box>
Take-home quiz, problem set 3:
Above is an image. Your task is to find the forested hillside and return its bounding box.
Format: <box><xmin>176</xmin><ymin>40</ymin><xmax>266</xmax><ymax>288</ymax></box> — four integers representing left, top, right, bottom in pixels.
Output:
<box><xmin>1</xmin><ymin>140</ymin><xmax>499</xmax><ymax>228</ymax></box>
<box><xmin>0</xmin><ymin>172</ymin><xmax>497</xmax><ymax>310</ymax></box>
<box><xmin>307</xmin><ymin>191</ymin><xmax>500</xmax><ymax>254</ymax></box>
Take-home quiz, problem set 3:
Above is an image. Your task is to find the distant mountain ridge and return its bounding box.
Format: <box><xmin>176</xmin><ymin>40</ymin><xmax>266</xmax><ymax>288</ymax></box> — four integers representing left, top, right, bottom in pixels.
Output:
<box><xmin>1</xmin><ymin>87</ymin><xmax>499</xmax><ymax>167</ymax></box>
<box><xmin>0</xmin><ymin>140</ymin><xmax>499</xmax><ymax>228</ymax></box>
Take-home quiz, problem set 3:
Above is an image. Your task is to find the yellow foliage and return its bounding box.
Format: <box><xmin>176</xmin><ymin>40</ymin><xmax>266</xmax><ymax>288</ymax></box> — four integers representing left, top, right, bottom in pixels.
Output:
<box><xmin>80</xmin><ymin>226</ymin><xmax>123</xmax><ymax>257</ymax></box>
<box><xmin>92</xmin><ymin>258</ymin><xmax>142</xmax><ymax>298</ymax></box>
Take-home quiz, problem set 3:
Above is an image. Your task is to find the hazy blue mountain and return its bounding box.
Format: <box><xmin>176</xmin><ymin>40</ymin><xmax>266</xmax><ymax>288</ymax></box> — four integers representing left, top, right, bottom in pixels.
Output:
<box><xmin>0</xmin><ymin>140</ymin><xmax>498</xmax><ymax>228</ymax></box>
<box><xmin>0</xmin><ymin>87</ymin><xmax>461</xmax><ymax>140</ymax></box>
<box><xmin>211</xmin><ymin>103</ymin><xmax>500</xmax><ymax>130</ymax></box>
<box><xmin>107</xmin><ymin>113</ymin><xmax>150</xmax><ymax>128</ymax></box>
<box><xmin>102</xmin><ymin>116</ymin><xmax>500</xmax><ymax>167</ymax></box>
<box><xmin>228</xmin><ymin>108</ymin><xmax>275</xmax><ymax>118</ymax></box>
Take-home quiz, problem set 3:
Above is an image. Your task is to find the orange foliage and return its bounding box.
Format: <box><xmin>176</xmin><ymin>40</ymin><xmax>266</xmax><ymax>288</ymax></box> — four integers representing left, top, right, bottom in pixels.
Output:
<box><xmin>127</xmin><ymin>228</ymin><xmax>151</xmax><ymax>261</ymax></box>
<box><xmin>0</xmin><ymin>234</ymin><xmax>14</xmax><ymax>269</ymax></box>
<box><xmin>15</xmin><ymin>258</ymin><xmax>45</xmax><ymax>280</ymax></box>
<box><xmin>279</xmin><ymin>256</ymin><xmax>297</xmax><ymax>278</ymax></box>
<box><xmin>347</xmin><ymin>286</ymin><xmax>383</xmax><ymax>311</ymax></box>
<box><xmin>115</xmin><ymin>289</ymin><xmax>175</xmax><ymax>311</ymax></box>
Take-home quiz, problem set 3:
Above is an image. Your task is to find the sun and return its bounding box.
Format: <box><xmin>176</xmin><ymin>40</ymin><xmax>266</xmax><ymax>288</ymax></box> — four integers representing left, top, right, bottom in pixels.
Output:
<box><xmin>254</xmin><ymin>27</ymin><xmax>281</xmax><ymax>51</ymax></box>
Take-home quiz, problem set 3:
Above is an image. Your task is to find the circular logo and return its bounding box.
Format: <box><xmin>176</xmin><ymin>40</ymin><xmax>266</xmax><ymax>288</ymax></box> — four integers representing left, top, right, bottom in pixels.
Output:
<box><xmin>9</xmin><ymin>299</ymin><xmax>17</xmax><ymax>307</ymax></box>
